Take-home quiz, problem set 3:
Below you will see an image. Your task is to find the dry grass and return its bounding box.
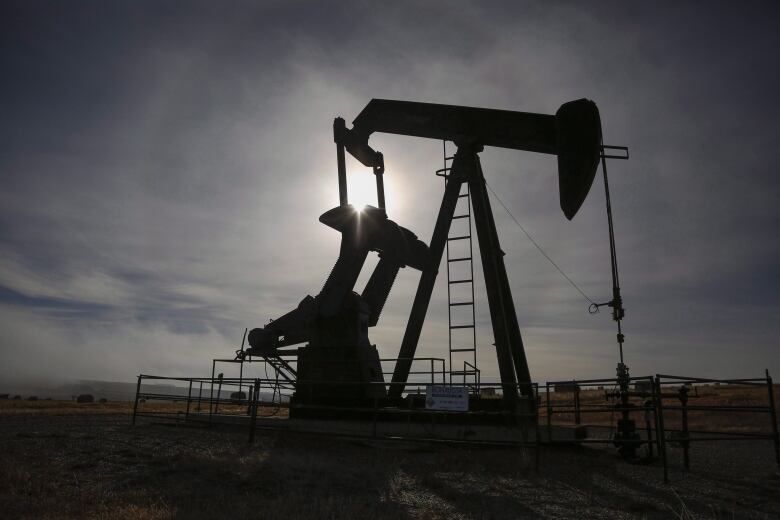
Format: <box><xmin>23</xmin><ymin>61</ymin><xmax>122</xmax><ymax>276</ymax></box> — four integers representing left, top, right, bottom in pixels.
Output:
<box><xmin>1</xmin><ymin>412</ymin><xmax>778</xmax><ymax>520</ymax></box>
<box><xmin>0</xmin><ymin>400</ymin><xmax>137</xmax><ymax>416</ymax></box>
<box><xmin>1</xmin><ymin>388</ymin><xmax>779</xmax><ymax>519</ymax></box>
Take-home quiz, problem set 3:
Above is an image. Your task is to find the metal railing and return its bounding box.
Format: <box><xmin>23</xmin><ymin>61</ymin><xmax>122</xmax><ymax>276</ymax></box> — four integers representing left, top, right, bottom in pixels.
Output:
<box><xmin>543</xmin><ymin>375</ymin><xmax>659</xmax><ymax>448</ymax></box>
<box><xmin>132</xmin><ymin>363</ymin><xmax>779</xmax><ymax>483</ymax></box>
<box><xmin>380</xmin><ymin>357</ymin><xmax>446</xmax><ymax>385</ymax></box>
<box><xmin>654</xmin><ymin>372</ymin><xmax>779</xmax><ymax>481</ymax></box>
<box><xmin>541</xmin><ymin>372</ymin><xmax>780</xmax><ymax>482</ymax></box>
<box><xmin>133</xmin><ymin>357</ymin><xmax>457</xmax><ymax>427</ymax></box>
<box><xmin>131</xmin><ymin>373</ymin><xmax>292</xmax><ymax>424</ymax></box>
<box><xmin>131</xmin><ymin>373</ymin><xmax>539</xmax><ymax>452</ymax></box>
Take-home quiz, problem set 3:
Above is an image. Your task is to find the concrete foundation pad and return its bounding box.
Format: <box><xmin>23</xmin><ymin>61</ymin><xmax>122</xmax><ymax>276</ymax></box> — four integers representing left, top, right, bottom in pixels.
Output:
<box><xmin>181</xmin><ymin>411</ymin><xmax>588</xmax><ymax>445</ymax></box>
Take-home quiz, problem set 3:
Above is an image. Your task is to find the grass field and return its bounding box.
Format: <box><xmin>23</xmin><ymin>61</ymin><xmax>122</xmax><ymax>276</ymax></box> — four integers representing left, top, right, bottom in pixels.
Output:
<box><xmin>1</xmin><ymin>387</ymin><xmax>778</xmax><ymax>519</ymax></box>
<box><xmin>0</xmin><ymin>400</ymin><xmax>140</xmax><ymax>415</ymax></box>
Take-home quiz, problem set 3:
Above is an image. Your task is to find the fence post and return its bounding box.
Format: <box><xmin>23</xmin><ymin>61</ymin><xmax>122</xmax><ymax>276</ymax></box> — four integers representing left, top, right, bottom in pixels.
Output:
<box><xmin>185</xmin><ymin>379</ymin><xmax>193</xmax><ymax>421</ymax></box>
<box><xmin>373</xmin><ymin>396</ymin><xmax>378</xmax><ymax>438</ymax></box>
<box><xmin>679</xmin><ymin>385</ymin><xmax>690</xmax><ymax>471</ymax></box>
<box><xmin>275</xmin><ymin>368</ymin><xmax>280</xmax><ymax>407</ymax></box>
<box><xmin>132</xmin><ymin>375</ymin><xmax>142</xmax><ymax>426</ymax></box>
<box><xmin>574</xmin><ymin>386</ymin><xmax>581</xmax><ymax>425</ymax></box>
<box><xmin>766</xmin><ymin>369</ymin><xmax>780</xmax><ymax>467</ymax></box>
<box><xmin>209</xmin><ymin>360</ymin><xmax>216</xmax><ymax>423</ymax></box>
<box><xmin>239</xmin><ymin>356</ymin><xmax>244</xmax><ymax>407</ymax></box>
<box><xmin>654</xmin><ymin>375</ymin><xmax>668</xmax><ymax>483</ymax></box>
<box><xmin>214</xmin><ymin>373</ymin><xmax>224</xmax><ymax>414</ymax></box>
<box><xmin>534</xmin><ymin>384</ymin><xmax>541</xmax><ymax>473</ymax></box>
<box><xmin>248</xmin><ymin>378</ymin><xmax>260</xmax><ymax>443</ymax></box>
<box><xmin>644</xmin><ymin>399</ymin><xmax>654</xmax><ymax>460</ymax></box>
<box><xmin>545</xmin><ymin>384</ymin><xmax>552</xmax><ymax>443</ymax></box>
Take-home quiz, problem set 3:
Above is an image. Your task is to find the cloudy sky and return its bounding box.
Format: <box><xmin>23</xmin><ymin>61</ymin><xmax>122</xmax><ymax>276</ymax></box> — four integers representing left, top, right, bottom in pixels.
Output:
<box><xmin>1</xmin><ymin>1</ymin><xmax>778</xmax><ymax>387</ymax></box>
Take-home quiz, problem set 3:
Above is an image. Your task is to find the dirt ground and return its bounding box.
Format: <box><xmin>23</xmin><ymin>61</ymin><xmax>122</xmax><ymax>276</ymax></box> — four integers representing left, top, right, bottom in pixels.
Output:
<box><xmin>1</xmin><ymin>407</ymin><xmax>779</xmax><ymax>520</ymax></box>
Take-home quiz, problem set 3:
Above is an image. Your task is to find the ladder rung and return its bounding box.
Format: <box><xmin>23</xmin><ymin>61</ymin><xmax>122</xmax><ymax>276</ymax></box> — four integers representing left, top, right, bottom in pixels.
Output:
<box><xmin>450</xmin><ymin>370</ymin><xmax>479</xmax><ymax>375</ymax></box>
<box><xmin>448</xmin><ymin>279</ymin><xmax>472</xmax><ymax>285</ymax></box>
<box><xmin>450</xmin><ymin>348</ymin><xmax>476</xmax><ymax>352</ymax></box>
<box><xmin>449</xmin><ymin>301</ymin><xmax>474</xmax><ymax>307</ymax></box>
<box><xmin>457</xmin><ymin>194</ymin><xmax>470</xmax><ymax>198</ymax></box>
<box><xmin>450</xmin><ymin>324</ymin><xmax>475</xmax><ymax>330</ymax></box>
<box><xmin>447</xmin><ymin>235</ymin><xmax>471</xmax><ymax>241</ymax></box>
<box><xmin>447</xmin><ymin>257</ymin><xmax>471</xmax><ymax>263</ymax></box>
<box><xmin>452</xmin><ymin>214</ymin><xmax>469</xmax><ymax>220</ymax></box>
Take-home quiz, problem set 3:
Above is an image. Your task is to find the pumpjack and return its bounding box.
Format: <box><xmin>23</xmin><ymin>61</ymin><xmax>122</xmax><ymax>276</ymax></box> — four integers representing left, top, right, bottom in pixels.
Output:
<box><xmin>244</xmin><ymin>98</ymin><xmax>604</xmax><ymax>417</ymax></box>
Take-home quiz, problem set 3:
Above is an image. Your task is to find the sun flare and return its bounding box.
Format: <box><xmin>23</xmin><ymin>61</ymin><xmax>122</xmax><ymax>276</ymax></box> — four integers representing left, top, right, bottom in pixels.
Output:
<box><xmin>346</xmin><ymin>170</ymin><xmax>380</xmax><ymax>209</ymax></box>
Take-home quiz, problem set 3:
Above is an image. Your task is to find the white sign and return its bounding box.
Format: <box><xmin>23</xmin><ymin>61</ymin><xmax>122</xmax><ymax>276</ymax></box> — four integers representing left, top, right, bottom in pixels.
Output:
<box><xmin>425</xmin><ymin>385</ymin><xmax>469</xmax><ymax>411</ymax></box>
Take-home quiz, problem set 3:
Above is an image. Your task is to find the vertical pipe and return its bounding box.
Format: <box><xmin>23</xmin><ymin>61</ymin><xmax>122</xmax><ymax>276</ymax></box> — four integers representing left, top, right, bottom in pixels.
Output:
<box><xmin>197</xmin><ymin>381</ymin><xmax>203</xmax><ymax>413</ymax></box>
<box><xmin>132</xmin><ymin>375</ymin><xmax>142</xmax><ymax>426</ymax></box>
<box><xmin>766</xmin><ymin>369</ymin><xmax>780</xmax><ymax>467</ymax></box>
<box><xmin>334</xmin><ymin>118</ymin><xmax>348</xmax><ymax>206</ymax></box>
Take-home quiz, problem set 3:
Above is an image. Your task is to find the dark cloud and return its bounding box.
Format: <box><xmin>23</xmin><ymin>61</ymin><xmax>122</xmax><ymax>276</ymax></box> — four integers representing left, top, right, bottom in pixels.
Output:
<box><xmin>1</xmin><ymin>1</ymin><xmax>778</xmax><ymax>384</ymax></box>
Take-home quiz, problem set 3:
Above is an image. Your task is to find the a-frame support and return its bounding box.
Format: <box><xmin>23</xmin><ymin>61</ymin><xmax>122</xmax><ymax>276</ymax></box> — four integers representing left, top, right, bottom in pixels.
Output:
<box><xmin>389</xmin><ymin>144</ymin><xmax>532</xmax><ymax>406</ymax></box>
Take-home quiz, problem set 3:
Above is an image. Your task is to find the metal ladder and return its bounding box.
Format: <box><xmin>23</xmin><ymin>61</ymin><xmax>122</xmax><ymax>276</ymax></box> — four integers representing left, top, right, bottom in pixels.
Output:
<box><xmin>436</xmin><ymin>141</ymin><xmax>479</xmax><ymax>392</ymax></box>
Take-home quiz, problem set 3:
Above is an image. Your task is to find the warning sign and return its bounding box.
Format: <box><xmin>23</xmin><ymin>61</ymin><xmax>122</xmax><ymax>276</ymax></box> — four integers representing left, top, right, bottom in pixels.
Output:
<box><xmin>425</xmin><ymin>385</ymin><xmax>469</xmax><ymax>411</ymax></box>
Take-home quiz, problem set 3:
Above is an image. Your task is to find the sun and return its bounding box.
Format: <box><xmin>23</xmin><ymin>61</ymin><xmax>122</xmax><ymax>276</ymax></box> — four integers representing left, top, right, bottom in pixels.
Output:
<box><xmin>341</xmin><ymin>165</ymin><xmax>405</xmax><ymax>215</ymax></box>
<box><xmin>346</xmin><ymin>170</ymin><xmax>379</xmax><ymax>209</ymax></box>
